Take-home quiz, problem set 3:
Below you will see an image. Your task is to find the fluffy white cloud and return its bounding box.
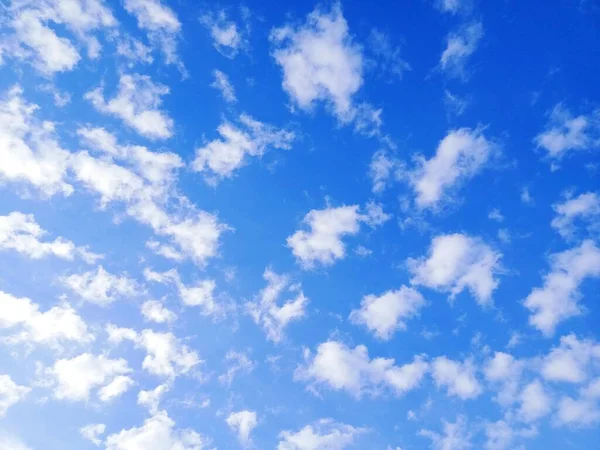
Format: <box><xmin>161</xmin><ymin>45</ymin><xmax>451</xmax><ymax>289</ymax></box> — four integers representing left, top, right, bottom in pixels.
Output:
<box><xmin>85</xmin><ymin>74</ymin><xmax>174</xmax><ymax>139</ymax></box>
<box><xmin>534</xmin><ymin>104</ymin><xmax>600</xmax><ymax>159</ymax></box>
<box><xmin>46</xmin><ymin>353</ymin><xmax>133</xmax><ymax>402</ymax></box>
<box><xmin>218</xmin><ymin>351</ymin><xmax>256</xmax><ymax>386</ymax></box>
<box><xmin>211</xmin><ymin>70</ymin><xmax>237</xmax><ymax>102</ymax></box>
<box><xmin>123</xmin><ymin>0</ymin><xmax>183</xmax><ymax>68</ymax></box>
<box><xmin>107</xmin><ymin>325</ymin><xmax>201</xmax><ymax>378</ymax></box>
<box><xmin>200</xmin><ymin>9</ymin><xmax>248</xmax><ymax>58</ymax></box>
<box><xmin>483</xmin><ymin>352</ymin><xmax>524</xmax><ymax>407</ymax></box>
<box><xmin>277</xmin><ymin>419</ymin><xmax>365</xmax><ymax>450</ymax></box>
<box><xmin>349</xmin><ymin>286</ymin><xmax>426</xmax><ymax>340</ymax></box>
<box><xmin>555</xmin><ymin>378</ymin><xmax>600</xmax><ymax>427</ymax></box>
<box><xmin>116</xmin><ymin>35</ymin><xmax>154</xmax><ymax>65</ymax></box>
<box><xmin>541</xmin><ymin>334</ymin><xmax>600</xmax><ymax>384</ymax></box>
<box><xmin>105</xmin><ymin>411</ymin><xmax>209</xmax><ymax>450</ymax></box>
<box><xmin>484</xmin><ymin>420</ymin><xmax>514</xmax><ymax>450</ymax></box>
<box><xmin>0</xmin><ymin>430</ymin><xmax>32</xmax><ymax>450</ymax></box>
<box><xmin>0</xmin><ymin>211</ymin><xmax>100</xmax><ymax>263</ymax></box>
<box><xmin>61</xmin><ymin>266</ymin><xmax>138</xmax><ymax>306</ymax></box>
<box><xmin>193</xmin><ymin>114</ymin><xmax>294</xmax><ymax>183</ymax></box>
<box><xmin>523</xmin><ymin>240</ymin><xmax>600</xmax><ymax>336</ymax></box>
<box><xmin>0</xmin><ymin>290</ymin><xmax>92</xmax><ymax>348</ymax></box>
<box><xmin>295</xmin><ymin>340</ymin><xmax>428</xmax><ymax>398</ymax></box>
<box><xmin>431</xmin><ymin>356</ymin><xmax>482</xmax><ymax>400</ymax></box>
<box><xmin>440</xmin><ymin>22</ymin><xmax>483</xmax><ymax>79</ymax></box>
<box><xmin>270</xmin><ymin>4</ymin><xmax>363</xmax><ymax>122</ymax></box>
<box><xmin>137</xmin><ymin>383</ymin><xmax>169</xmax><ymax>414</ymax></box>
<box><xmin>226</xmin><ymin>410</ymin><xmax>257</xmax><ymax>447</ymax></box>
<box><xmin>405</xmin><ymin>128</ymin><xmax>495</xmax><ymax>208</ymax></box>
<box><xmin>408</xmin><ymin>233</ymin><xmax>502</xmax><ymax>305</ymax></box>
<box><xmin>246</xmin><ymin>267</ymin><xmax>308</xmax><ymax>342</ymax></box>
<box><xmin>419</xmin><ymin>415</ymin><xmax>472</xmax><ymax>450</ymax></box>
<box><xmin>141</xmin><ymin>300</ymin><xmax>177</xmax><ymax>324</ymax></box>
<box><xmin>80</xmin><ymin>423</ymin><xmax>106</xmax><ymax>446</ymax></box>
<box><xmin>518</xmin><ymin>380</ymin><xmax>551</xmax><ymax>422</ymax></box>
<box><xmin>144</xmin><ymin>268</ymin><xmax>221</xmax><ymax>316</ymax></box>
<box><xmin>551</xmin><ymin>192</ymin><xmax>600</xmax><ymax>240</ymax></box>
<box><xmin>0</xmin><ymin>375</ymin><xmax>30</xmax><ymax>417</ymax></box>
<box><xmin>0</xmin><ymin>86</ymin><xmax>72</xmax><ymax>196</ymax></box>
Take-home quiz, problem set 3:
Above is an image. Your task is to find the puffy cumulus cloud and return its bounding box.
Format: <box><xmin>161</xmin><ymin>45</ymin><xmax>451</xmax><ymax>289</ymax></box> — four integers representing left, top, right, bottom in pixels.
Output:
<box><xmin>210</xmin><ymin>69</ymin><xmax>237</xmax><ymax>103</ymax></box>
<box><xmin>431</xmin><ymin>356</ymin><xmax>482</xmax><ymax>400</ymax></box>
<box><xmin>534</xmin><ymin>103</ymin><xmax>600</xmax><ymax>160</ymax></box>
<box><xmin>218</xmin><ymin>351</ymin><xmax>256</xmax><ymax>386</ymax></box>
<box><xmin>419</xmin><ymin>415</ymin><xmax>472</xmax><ymax>450</ymax></box>
<box><xmin>61</xmin><ymin>266</ymin><xmax>138</xmax><ymax>306</ymax></box>
<box><xmin>270</xmin><ymin>4</ymin><xmax>363</xmax><ymax>123</ymax></box>
<box><xmin>144</xmin><ymin>268</ymin><xmax>221</xmax><ymax>317</ymax></box>
<box><xmin>123</xmin><ymin>0</ymin><xmax>183</xmax><ymax>69</ymax></box>
<box><xmin>192</xmin><ymin>114</ymin><xmax>295</xmax><ymax>183</ymax></box>
<box><xmin>80</xmin><ymin>423</ymin><xmax>106</xmax><ymax>446</ymax></box>
<box><xmin>523</xmin><ymin>240</ymin><xmax>600</xmax><ymax>336</ymax></box>
<box><xmin>287</xmin><ymin>204</ymin><xmax>389</xmax><ymax>269</ymax></box>
<box><xmin>105</xmin><ymin>411</ymin><xmax>210</xmax><ymax>450</ymax></box>
<box><xmin>44</xmin><ymin>353</ymin><xmax>133</xmax><ymax>402</ymax></box>
<box><xmin>246</xmin><ymin>267</ymin><xmax>308</xmax><ymax>342</ymax></box>
<box><xmin>107</xmin><ymin>325</ymin><xmax>201</xmax><ymax>378</ymax></box>
<box><xmin>141</xmin><ymin>300</ymin><xmax>177</xmax><ymax>324</ymax></box>
<box><xmin>0</xmin><ymin>290</ymin><xmax>92</xmax><ymax>349</ymax></box>
<box><xmin>0</xmin><ymin>86</ymin><xmax>72</xmax><ymax>196</ymax></box>
<box><xmin>0</xmin><ymin>374</ymin><xmax>30</xmax><ymax>416</ymax></box>
<box><xmin>408</xmin><ymin>233</ymin><xmax>502</xmax><ymax>305</ymax></box>
<box><xmin>277</xmin><ymin>418</ymin><xmax>366</xmax><ymax>450</ymax></box>
<box><xmin>138</xmin><ymin>383</ymin><xmax>169</xmax><ymax>414</ymax></box>
<box><xmin>200</xmin><ymin>8</ymin><xmax>249</xmax><ymax>59</ymax></box>
<box><xmin>403</xmin><ymin>128</ymin><xmax>496</xmax><ymax>209</ymax></box>
<box><xmin>440</xmin><ymin>22</ymin><xmax>483</xmax><ymax>79</ymax></box>
<box><xmin>483</xmin><ymin>420</ymin><xmax>515</xmax><ymax>450</ymax></box>
<box><xmin>226</xmin><ymin>410</ymin><xmax>258</xmax><ymax>447</ymax></box>
<box><xmin>551</xmin><ymin>192</ymin><xmax>600</xmax><ymax>240</ymax></box>
<box><xmin>0</xmin><ymin>211</ymin><xmax>101</xmax><ymax>263</ymax></box>
<box><xmin>541</xmin><ymin>334</ymin><xmax>600</xmax><ymax>384</ymax></box>
<box><xmin>518</xmin><ymin>380</ymin><xmax>552</xmax><ymax>422</ymax></box>
<box><xmin>85</xmin><ymin>74</ymin><xmax>174</xmax><ymax>140</ymax></box>
<box><xmin>483</xmin><ymin>352</ymin><xmax>525</xmax><ymax>407</ymax></box>
<box><xmin>555</xmin><ymin>378</ymin><xmax>600</xmax><ymax>428</ymax></box>
<box><xmin>295</xmin><ymin>340</ymin><xmax>428</xmax><ymax>398</ymax></box>
<box><xmin>349</xmin><ymin>286</ymin><xmax>426</xmax><ymax>340</ymax></box>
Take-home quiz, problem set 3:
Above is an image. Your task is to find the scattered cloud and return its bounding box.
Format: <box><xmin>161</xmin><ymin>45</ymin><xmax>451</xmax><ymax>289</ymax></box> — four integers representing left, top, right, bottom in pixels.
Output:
<box><xmin>419</xmin><ymin>415</ymin><xmax>472</xmax><ymax>450</ymax></box>
<box><xmin>551</xmin><ymin>192</ymin><xmax>600</xmax><ymax>240</ymax></box>
<box><xmin>141</xmin><ymin>300</ymin><xmax>177</xmax><ymax>324</ymax></box>
<box><xmin>200</xmin><ymin>9</ymin><xmax>249</xmax><ymax>58</ymax></box>
<box><xmin>211</xmin><ymin>70</ymin><xmax>237</xmax><ymax>103</ymax></box>
<box><xmin>218</xmin><ymin>351</ymin><xmax>256</xmax><ymax>386</ymax></box>
<box><xmin>61</xmin><ymin>266</ymin><xmax>138</xmax><ymax>306</ymax></box>
<box><xmin>0</xmin><ymin>374</ymin><xmax>30</xmax><ymax>417</ymax></box>
<box><xmin>440</xmin><ymin>22</ymin><xmax>483</xmax><ymax>79</ymax></box>
<box><xmin>278</xmin><ymin>418</ymin><xmax>366</xmax><ymax>450</ymax></box>
<box><xmin>367</xmin><ymin>29</ymin><xmax>411</xmax><ymax>81</ymax></box>
<box><xmin>431</xmin><ymin>356</ymin><xmax>482</xmax><ymax>399</ymax></box>
<box><xmin>226</xmin><ymin>410</ymin><xmax>258</xmax><ymax>447</ymax></box>
<box><xmin>80</xmin><ymin>423</ymin><xmax>106</xmax><ymax>446</ymax></box>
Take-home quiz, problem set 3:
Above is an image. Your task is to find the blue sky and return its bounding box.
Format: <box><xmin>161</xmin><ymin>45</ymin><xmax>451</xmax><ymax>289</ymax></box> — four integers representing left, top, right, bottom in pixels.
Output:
<box><xmin>0</xmin><ymin>0</ymin><xmax>599</xmax><ymax>449</ymax></box>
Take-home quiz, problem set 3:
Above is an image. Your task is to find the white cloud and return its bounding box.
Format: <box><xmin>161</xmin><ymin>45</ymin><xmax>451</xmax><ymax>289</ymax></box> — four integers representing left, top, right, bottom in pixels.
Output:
<box><xmin>488</xmin><ymin>208</ymin><xmax>504</xmax><ymax>222</ymax></box>
<box><xmin>200</xmin><ymin>9</ymin><xmax>248</xmax><ymax>58</ymax></box>
<box><xmin>61</xmin><ymin>266</ymin><xmax>138</xmax><ymax>306</ymax></box>
<box><xmin>107</xmin><ymin>325</ymin><xmax>201</xmax><ymax>378</ymax></box>
<box><xmin>0</xmin><ymin>375</ymin><xmax>30</xmax><ymax>417</ymax></box>
<box><xmin>369</xmin><ymin>150</ymin><xmax>395</xmax><ymax>194</ymax></box>
<box><xmin>246</xmin><ymin>267</ymin><xmax>308</xmax><ymax>342</ymax></box>
<box><xmin>551</xmin><ymin>192</ymin><xmax>600</xmax><ymax>240</ymax></box>
<box><xmin>105</xmin><ymin>411</ymin><xmax>209</xmax><ymax>450</ymax></box>
<box><xmin>362</xmin><ymin>201</ymin><xmax>391</xmax><ymax>227</ymax></box>
<box><xmin>39</xmin><ymin>83</ymin><xmax>71</xmax><ymax>107</ymax></box>
<box><xmin>85</xmin><ymin>74</ymin><xmax>174</xmax><ymax>139</ymax></box>
<box><xmin>483</xmin><ymin>352</ymin><xmax>524</xmax><ymax>407</ymax></box>
<box><xmin>116</xmin><ymin>35</ymin><xmax>154</xmax><ymax>65</ymax></box>
<box><xmin>408</xmin><ymin>233</ymin><xmax>502</xmax><ymax>305</ymax></box>
<box><xmin>295</xmin><ymin>340</ymin><xmax>428</xmax><ymax>398</ymax></box>
<box><xmin>523</xmin><ymin>240</ymin><xmax>600</xmax><ymax>336</ymax></box>
<box><xmin>80</xmin><ymin>423</ymin><xmax>106</xmax><ymax>446</ymax></box>
<box><xmin>0</xmin><ymin>430</ymin><xmax>32</xmax><ymax>450</ymax></box>
<box><xmin>270</xmin><ymin>4</ymin><xmax>363</xmax><ymax>122</ymax></box>
<box><xmin>0</xmin><ymin>211</ymin><xmax>101</xmax><ymax>263</ymax></box>
<box><xmin>277</xmin><ymin>418</ymin><xmax>366</xmax><ymax>450</ymax></box>
<box><xmin>226</xmin><ymin>410</ymin><xmax>257</xmax><ymax>447</ymax></box>
<box><xmin>138</xmin><ymin>383</ymin><xmax>169</xmax><ymax>414</ymax></box>
<box><xmin>192</xmin><ymin>114</ymin><xmax>294</xmax><ymax>183</ymax></box>
<box><xmin>555</xmin><ymin>378</ymin><xmax>600</xmax><ymax>427</ymax></box>
<box><xmin>349</xmin><ymin>286</ymin><xmax>426</xmax><ymax>340</ymax></box>
<box><xmin>218</xmin><ymin>351</ymin><xmax>256</xmax><ymax>386</ymax></box>
<box><xmin>483</xmin><ymin>420</ymin><xmax>515</xmax><ymax>450</ymax></box>
<box><xmin>440</xmin><ymin>22</ymin><xmax>483</xmax><ymax>79</ymax></box>
<box><xmin>0</xmin><ymin>86</ymin><xmax>72</xmax><ymax>196</ymax></box>
<box><xmin>431</xmin><ymin>357</ymin><xmax>482</xmax><ymax>399</ymax></box>
<box><xmin>521</xmin><ymin>187</ymin><xmax>533</xmax><ymax>204</ymax></box>
<box><xmin>211</xmin><ymin>70</ymin><xmax>237</xmax><ymax>102</ymax></box>
<box><xmin>541</xmin><ymin>334</ymin><xmax>600</xmax><ymax>384</ymax></box>
<box><xmin>518</xmin><ymin>380</ymin><xmax>551</xmax><ymax>422</ymax></box>
<box><xmin>405</xmin><ymin>128</ymin><xmax>495</xmax><ymax>208</ymax></box>
<box><xmin>367</xmin><ymin>29</ymin><xmax>411</xmax><ymax>81</ymax></box>
<box><xmin>534</xmin><ymin>104</ymin><xmax>600</xmax><ymax>159</ymax></box>
<box><xmin>141</xmin><ymin>300</ymin><xmax>177</xmax><ymax>324</ymax></box>
<box><xmin>123</xmin><ymin>0</ymin><xmax>183</xmax><ymax>68</ymax></box>
<box><xmin>419</xmin><ymin>415</ymin><xmax>472</xmax><ymax>450</ymax></box>
<box><xmin>435</xmin><ymin>0</ymin><xmax>470</xmax><ymax>14</ymax></box>
<box><xmin>45</xmin><ymin>353</ymin><xmax>133</xmax><ymax>402</ymax></box>
<box><xmin>0</xmin><ymin>290</ymin><xmax>92</xmax><ymax>348</ymax></box>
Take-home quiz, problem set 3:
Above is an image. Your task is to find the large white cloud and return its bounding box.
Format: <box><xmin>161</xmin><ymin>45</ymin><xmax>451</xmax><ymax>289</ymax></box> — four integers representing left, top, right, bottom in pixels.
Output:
<box><xmin>541</xmin><ymin>334</ymin><xmax>600</xmax><ymax>384</ymax></box>
<box><xmin>523</xmin><ymin>240</ymin><xmax>600</xmax><ymax>336</ymax></box>
<box><xmin>277</xmin><ymin>419</ymin><xmax>365</xmax><ymax>450</ymax></box>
